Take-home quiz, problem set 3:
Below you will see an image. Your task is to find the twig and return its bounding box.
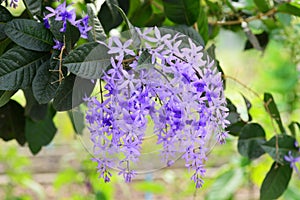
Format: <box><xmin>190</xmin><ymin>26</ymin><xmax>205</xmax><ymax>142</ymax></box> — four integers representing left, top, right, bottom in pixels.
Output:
<box><xmin>209</xmin><ymin>8</ymin><xmax>277</xmax><ymax>26</ymax></box>
<box><xmin>50</xmin><ymin>36</ymin><xmax>66</xmax><ymax>84</ymax></box>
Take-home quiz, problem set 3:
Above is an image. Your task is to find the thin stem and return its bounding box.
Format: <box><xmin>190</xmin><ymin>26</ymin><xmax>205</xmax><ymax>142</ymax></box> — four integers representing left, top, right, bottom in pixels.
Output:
<box><xmin>209</xmin><ymin>8</ymin><xmax>277</xmax><ymax>26</ymax></box>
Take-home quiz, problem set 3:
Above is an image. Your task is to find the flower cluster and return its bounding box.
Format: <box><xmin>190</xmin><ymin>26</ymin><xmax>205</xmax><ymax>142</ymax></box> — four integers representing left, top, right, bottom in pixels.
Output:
<box><xmin>85</xmin><ymin>27</ymin><xmax>229</xmax><ymax>188</ymax></box>
<box><xmin>43</xmin><ymin>0</ymin><xmax>91</xmax><ymax>47</ymax></box>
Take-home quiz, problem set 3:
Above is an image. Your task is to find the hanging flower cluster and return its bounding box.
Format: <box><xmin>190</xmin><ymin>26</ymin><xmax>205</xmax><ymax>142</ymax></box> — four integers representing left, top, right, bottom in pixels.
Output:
<box><xmin>85</xmin><ymin>27</ymin><xmax>229</xmax><ymax>188</ymax></box>
<box><xmin>43</xmin><ymin>0</ymin><xmax>91</xmax><ymax>47</ymax></box>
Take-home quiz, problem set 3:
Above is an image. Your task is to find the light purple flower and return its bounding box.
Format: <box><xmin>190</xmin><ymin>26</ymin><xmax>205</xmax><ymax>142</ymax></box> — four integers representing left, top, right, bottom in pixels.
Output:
<box><xmin>285</xmin><ymin>151</ymin><xmax>300</xmax><ymax>174</ymax></box>
<box><xmin>75</xmin><ymin>15</ymin><xmax>92</xmax><ymax>39</ymax></box>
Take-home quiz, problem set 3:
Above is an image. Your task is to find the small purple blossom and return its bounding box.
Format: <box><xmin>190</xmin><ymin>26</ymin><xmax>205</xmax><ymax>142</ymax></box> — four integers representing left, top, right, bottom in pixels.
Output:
<box><xmin>53</xmin><ymin>39</ymin><xmax>64</xmax><ymax>50</ymax></box>
<box><xmin>9</xmin><ymin>0</ymin><xmax>18</xmax><ymax>8</ymax></box>
<box><xmin>85</xmin><ymin>27</ymin><xmax>229</xmax><ymax>187</ymax></box>
<box><xmin>75</xmin><ymin>15</ymin><xmax>92</xmax><ymax>39</ymax></box>
<box><xmin>284</xmin><ymin>151</ymin><xmax>300</xmax><ymax>174</ymax></box>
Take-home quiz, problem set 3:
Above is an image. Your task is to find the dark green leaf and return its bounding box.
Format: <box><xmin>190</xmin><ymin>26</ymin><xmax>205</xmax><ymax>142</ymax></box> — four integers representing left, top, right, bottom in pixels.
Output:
<box><xmin>0</xmin><ymin>5</ymin><xmax>13</xmax><ymax>22</ymax></box>
<box><xmin>23</xmin><ymin>88</ymin><xmax>48</xmax><ymax>121</ymax></box>
<box><xmin>5</xmin><ymin>19</ymin><xmax>53</xmax><ymax>51</ymax></box>
<box><xmin>130</xmin><ymin>1</ymin><xmax>152</xmax><ymax>27</ymax></box>
<box><xmin>288</xmin><ymin>122</ymin><xmax>300</xmax><ymax>137</ymax></box>
<box><xmin>197</xmin><ymin>5</ymin><xmax>209</xmax><ymax>44</ymax></box>
<box><xmin>277</xmin><ymin>3</ymin><xmax>300</xmax><ymax>17</ymax></box>
<box><xmin>0</xmin><ymin>46</ymin><xmax>50</xmax><ymax>90</ymax></box>
<box><xmin>145</xmin><ymin>13</ymin><xmax>166</xmax><ymax>27</ymax></box>
<box><xmin>53</xmin><ymin>74</ymin><xmax>95</xmax><ymax>111</ymax></box>
<box><xmin>253</xmin><ymin>0</ymin><xmax>273</xmax><ymax>12</ymax></box>
<box><xmin>49</xmin><ymin>20</ymin><xmax>80</xmax><ymax>52</ymax></box>
<box><xmin>87</xmin><ymin>3</ymin><xmax>106</xmax><ymax>42</ymax></box>
<box><xmin>138</xmin><ymin>50</ymin><xmax>152</xmax><ymax>65</ymax></box>
<box><xmin>68</xmin><ymin>107</ymin><xmax>85</xmax><ymax>135</ymax></box>
<box><xmin>23</xmin><ymin>0</ymin><xmax>42</xmax><ymax>16</ymax></box>
<box><xmin>63</xmin><ymin>42</ymin><xmax>111</xmax><ymax>79</ymax></box>
<box><xmin>0</xmin><ymin>37</ymin><xmax>11</xmax><ymax>55</ymax></box>
<box><xmin>238</xmin><ymin>123</ymin><xmax>266</xmax><ymax>159</ymax></box>
<box><xmin>25</xmin><ymin>104</ymin><xmax>57</xmax><ymax>154</ymax></box>
<box><xmin>163</xmin><ymin>0</ymin><xmax>200</xmax><ymax>25</ymax></box>
<box><xmin>98</xmin><ymin>0</ymin><xmax>130</xmax><ymax>32</ymax></box>
<box><xmin>32</xmin><ymin>57</ymin><xmax>60</xmax><ymax>104</ymax></box>
<box><xmin>0</xmin><ymin>100</ymin><xmax>26</xmax><ymax>145</ymax></box>
<box><xmin>226</xmin><ymin>121</ymin><xmax>247</xmax><ymax>137</ymax></box>
<box><xmin>261</xmin><ymin>135</ymin><xmax>298</xmax><ymax>164</ymax></box>
<box><xmin>0</xmin><ymin>90</ymin><xmax>16</xmax><ymax>107</ymax></box>
<box><xmin>114</xmin><ymin>5</ymin><xmax>141</xmax><ymax>47</ymax></box>
<box><xmin>264</xmin><ymin>93</ymin><xmax>285</xmax><ymax>134</ymax></box>
<box><xmin>260</xmin><ymin>162</ymin><xmax>292</xmax><ymax>200</ymax></box>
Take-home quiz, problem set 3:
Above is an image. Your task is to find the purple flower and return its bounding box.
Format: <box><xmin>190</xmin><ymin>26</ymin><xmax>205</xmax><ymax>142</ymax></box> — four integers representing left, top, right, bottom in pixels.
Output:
<box><xmin>75</xmin><ymin>15</ymin><xmax>92</xmax><ymax>39</ymax></box>
<box><xmin>9</xmin><ymin>0</ymin><xmax>18</xmax><ymax>8</ymax></box>
<box><xmin>284</xmin><ymin>151</ymin><xmax>300</xmax><ymax>174</ymax></box>
<box><xmin>86</xmin><ymin>27</ymin><xmax>229</xmax><ymax>187</ymax></box>
<box><xmin>53</xmin><ymin>39</ymin><xmax>64</xmax><ymax>50</ymax></box>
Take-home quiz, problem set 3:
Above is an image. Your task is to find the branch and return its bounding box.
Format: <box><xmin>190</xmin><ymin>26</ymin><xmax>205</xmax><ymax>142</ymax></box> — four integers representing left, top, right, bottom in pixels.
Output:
<box><xmin>208</xmin><ymin>8</ymin><xmax>277</xmax><ymax>26</ymax></box>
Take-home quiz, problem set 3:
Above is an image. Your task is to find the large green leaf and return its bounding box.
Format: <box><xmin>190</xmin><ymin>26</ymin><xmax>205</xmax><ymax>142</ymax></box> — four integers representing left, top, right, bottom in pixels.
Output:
<box><xmin>87</xmin><ymin>3</ymin><xmax>106</xmax><ymax>42</ymax></box>
<box><xmin>53</xmin><ymin>74</ymin><xmax>95</xmax><ymax>111</ymax></box>
<box><xmin>63</xmin><ymin>42</ymin><xmax>111</xmax><ymax>79</ymax></box>
<box><xmin>288</xmin><ymin>121</ymin><xmax>300</xmax><ymax>137</ymax></box>
<box><xmin>253</xmin><ymin>0</ymin><xmax>273</xmax><ymax>12</ymax></box>
<box><xmin>0</xmin><ymin>5</ymin><xmax>13</xmax><ymax>22</ymax></box>
<box><xmin>25</xmin><ymin>104</ymin><xmax>57</xmax><ymax>154</ymax></box>
<box><xmin>238</xmin><ymin>123</ymin><xmax>266</xmax><ymax>159</ymax></box>
<box><xmin>32</xmin><ymin>58</ymin><xmax>60</xmax><ymax>104</ymax></box>
<box><xmin>261</xmin><ymin>135</ymin><xmax>298</xmax><ymax>164</ymax></box>
<box><xmin>0</xmin><ymin>90</ymin><xmax>16</xmax><ymax>107</ymax></box>
<box><xmin>23</xmin><ymin>88</ymin><xmax>48</xmax><ymax>122</ymax></box>
<box><xmin>277</xmin><ymin>3</ymin><xmax>300</xmax><ymax>17</ymax></box>
<box><xmin>162</xmin><ymin>0</ymin><xmax>200</xmax><ymax>25</ymax></box>
<box><xmin>0</xmin><ymin>37</ymin><xmax>11</xmax><ymax>55</ymax></box>
<box><xmin>5</xmin><ymin>19</ymin><xmax>53</xmax><ymax>51</ymax></box>
<box><xmin>129</xmin><ymin>0</ymin><xmax>152</xmax><ymax>27</ymax></box>
<box><xmin>23</xmin><ymin>0</ymin><xmax>42</xmax><ymax>16</ymax></box>
<box><xmin>98</xmin><ymin>0</ymin><xmax>130</xmax><ymax>32</ymax></box>
<box><xmin>264</xmin><ymin>93</ymin><xmax>285</xmax><ymax>134</ymax></box>
<box><xmin>260</xmin><ymin>162</ymin><xmax>292</xmax><ymax>200</ymax></box>
<box><xmin>68</xmin><ymin>107</ymin><xmax>85</xmax><ymax>135</ymax></box>
<box><xmin>197</xmin><ymin>5</ymin><xmax>209</xmax><ymax>44</ymax></box>
<box><xmin>0</xmin><ymin>100</ymin><xmax>26</xmax><ymax>145</ymax></box>
<box><xmin>0</xmin><ymin>46</ymin><xmax>50</xmax><ymax>90</ymax></box>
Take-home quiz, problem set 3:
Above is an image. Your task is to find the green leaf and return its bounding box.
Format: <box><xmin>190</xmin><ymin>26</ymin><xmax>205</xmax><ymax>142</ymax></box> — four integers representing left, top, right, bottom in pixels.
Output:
<box><xmin>206</xmin><ymin>168</ymin><xmax>244</xmax><ymax>200</ymax></box>
<box><xmin>68</xmin><ymin>107</ymin><xmax>85</xmax><ymax>135</ymax></box>
<box><xmin>227</xmin><ymin>121</ymin><xmax>247</xmax><ymax>137</ymax></box>
<box><xmin>0</xmin><ymin>100</ymin><xmax>26</xmax><ymax>145</ymax></box>
<box><xmin>0</xmin><ymin>46</ymin><xmax>50</xmax><ymax>90</ymax></box>
<box><xmin>0</xmin><ymin>90</ymin><xmax>16</xmax><ymax>107</ymax></box>
<box><xmin>238</xmin><ymin>123</ymin><xmax>266</xmax><ymax>159</ymax></box>
<box><xmin>277</xmin><ymin>3</ymin><xmax>300</xmax><ymax>17</ymax></box>
<box><xmin>197</xmin><ymin>5</ymin><xmax>209</xmax><ymax>44</ymax></box>
<box><xmin>98</xmin><ymin>0</ymin><xmax>130</xmax><ymax>32</ymax></box>
<box><xmin>32</xmin><ymin>57</ymin><xmax>60</xmax><ymax>104</ymax></box>
<box><xmin>129</xmin><ymin>1</ymin><xmax>152</xmax><ymax>27</ymax></box>
<box><xmin>5</xmin><ymin>19</ymin><xmax>54</xmax><ymax>51</ymax></box>
<box><xmin>288</xmin><ymin>122</ymin><xmax>300</xmax><ymax>137</ymax></box>
<box><xmin>260</xmin><ymin>162</ymin><xmax>292</xmax><ymax>200</ymax></box>
<box><xmin>0</xmin><ymin>37</ymin><xmax>12</xmax><ymax>55</ymax></box>
<box><xmin>23</xmin><ymin>0</ymin><xmax>42</xmax><ymax>16</ymax></box>
<box><xmin>25</xmin><ymin>104</ymin><xmax>57</xmax><ymax>154</ymax></box>
<box><xmin>162</xmin><ymin>0</ymin><xmax>200</xmax><ymax>25</ymax></box>
<box><xmin>63</xmin><ymin>42</ymin><xmax>111</xmax><ymax>79</ymax></box>
<box><xmin>114</xmin><ymin>4</ymin><xmax>141</xmax><ymax>47</ymax></box>
<box><xmin>253</xmin><ymin>0</ymin><xmax>273</xmax><ymax>12</ymax></box>
<box><xmin>87</xmin><ymin>3</ymin><xmax>106</xmax><ymax>42</ymax></box>
<box><xmin>53</xmin><ymin>74</ymin><xmax>95</xmax><ymax>111</ymax></box>
<box><xmin>0</xmin><ymin>5</ymin><xmax>13</xmax><ymax>22</ymax></box>
<box><xmin>264</xmin><ymin>93</ymin><xmax>285</xmax><ymax>134</ymax></box>
<box><xmin>261</xmin><ymin>134</ymin><xmax>298</xmax><ymax>164</ymax></box>
<box><xmin>23</xmin><ymin>88</ymin><xmax>48</xmax><ymax>121</ymax></box>
<box><xmin>241</xmin><ymin>94</ymin><xmax>252</xmax><ymax>121</ymax></box>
